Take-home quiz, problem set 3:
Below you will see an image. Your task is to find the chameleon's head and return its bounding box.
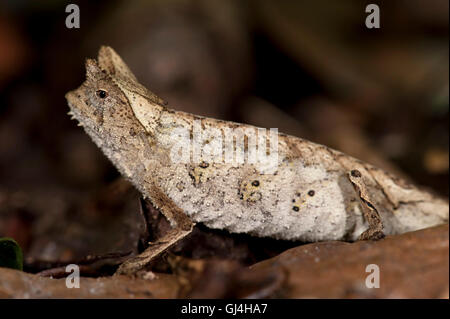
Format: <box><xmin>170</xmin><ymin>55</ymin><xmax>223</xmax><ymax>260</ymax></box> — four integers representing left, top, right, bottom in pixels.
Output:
<box><xmin>65</xmin><ymin>46</ymin><xmax>165</xmax><ymax>148</ymax></box>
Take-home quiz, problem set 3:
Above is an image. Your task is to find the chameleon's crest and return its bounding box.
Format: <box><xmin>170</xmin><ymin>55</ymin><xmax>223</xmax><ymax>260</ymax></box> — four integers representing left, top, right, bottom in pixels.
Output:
<box><xmin>98</xmin><ymin>46</ymin><xmax>138</xmax><ymax>82</ymax></box>
<box><xmin>97</xmin><ymin>46</ymin><xmax>166</xmax><ymax>108</ymax></box>
<box><xmin>85</xmin><ymin>58</ymin><xmax>102</xmax><ymax>79</ymax></box>
<box><xmin>95</xmin><ymin>46</ymin><xmax>167</xmax><ymax>132</ymax></box>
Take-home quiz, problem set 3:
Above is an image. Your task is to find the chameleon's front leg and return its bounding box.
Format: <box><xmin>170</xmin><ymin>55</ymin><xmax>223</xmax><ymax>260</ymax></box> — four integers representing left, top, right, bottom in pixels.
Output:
<box><xmin>115</xmin><ymin>185</ymin><xmax>194</xmax><ymax>275</ymax></box>
<box><xmin>348</xmin><ymin>169</ymin><xmax>385</xmax><ymax>241</ymax></box>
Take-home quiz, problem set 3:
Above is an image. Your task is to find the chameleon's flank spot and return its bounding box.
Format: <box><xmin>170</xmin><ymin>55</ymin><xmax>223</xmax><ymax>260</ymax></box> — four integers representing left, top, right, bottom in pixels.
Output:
<box><xmin>293</xmin><ymin>206</ymin><xmax>300</xmax><ymax>212</ymax></box>
<box><xmin>96</xmin><ymin>89</ymin><xmax>108</xmax><ymax>99</ymax></box>
<box><xmin>239</xmin><ymin>180</ymin><xmax>262</xmax><ymax>203</ymax></box>
<box><xmin>199</xmin><ymin>162</ymin><xmax>209</xmax><ymax>168</ymax></box>
<box><xmin>308</xmin><ymin>190</ymin><xmax>315</xmax><ymax>197</ymax></box>
<box><xmin>351</xmin><ymin>169</ymin><xmax>362</xmax><ymax>178</ymax></box>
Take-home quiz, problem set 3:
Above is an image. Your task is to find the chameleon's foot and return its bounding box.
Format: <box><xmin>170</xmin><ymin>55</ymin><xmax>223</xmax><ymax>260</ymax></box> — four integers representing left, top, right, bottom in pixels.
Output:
<box><xmin>115</xmin><ymin>227</ymin><xmax>192</xmax><ymax>275</ymax></box>
<box><xmin>358</xmin><ymin>228</ymin><xmax>385</xmax><ymax>241</ymax></box>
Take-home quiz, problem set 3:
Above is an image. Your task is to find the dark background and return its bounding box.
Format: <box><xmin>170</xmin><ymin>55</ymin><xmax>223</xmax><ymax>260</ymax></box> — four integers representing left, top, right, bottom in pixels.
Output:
<box><xmin>0</xmin><ymin>0</ymin><xmax>448</xmax><ymax>273</ymax></box>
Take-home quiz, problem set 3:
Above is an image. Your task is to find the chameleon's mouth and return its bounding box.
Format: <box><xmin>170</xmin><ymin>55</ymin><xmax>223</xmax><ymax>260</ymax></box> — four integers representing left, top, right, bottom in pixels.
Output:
<box><xmin>65</xmin><ymin>91</ymin><xmax>80</xmax><ymax>115</ymax></box>
<box><xmin>65</xmin><ymin>90</ymin><xmax>76</xmax><ymax>104</ymax></box>
<box><xmin>65</xmin><ymin>91</ymin><xmax>85</xmax><ymax>124</ymax></box>
<box><xmin>66</xmin><ymin>89</ymin><xmax>104</xmax><ymax>127</ymax></box>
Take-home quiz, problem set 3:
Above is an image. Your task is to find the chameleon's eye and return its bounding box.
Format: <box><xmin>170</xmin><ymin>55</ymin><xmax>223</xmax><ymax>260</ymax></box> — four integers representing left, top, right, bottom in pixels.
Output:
<box><xmin>96</xmin><ymin>89</ymin><xmax>108</xmax><ymax>99</ymax></box>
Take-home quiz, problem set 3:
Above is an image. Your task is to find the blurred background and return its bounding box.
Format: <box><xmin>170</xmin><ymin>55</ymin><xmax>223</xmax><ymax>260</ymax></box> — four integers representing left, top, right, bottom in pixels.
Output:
<box><xmin>0</xmin><ymin>0</ymin><xmax>448</xmax><ymax>272</ymax></box>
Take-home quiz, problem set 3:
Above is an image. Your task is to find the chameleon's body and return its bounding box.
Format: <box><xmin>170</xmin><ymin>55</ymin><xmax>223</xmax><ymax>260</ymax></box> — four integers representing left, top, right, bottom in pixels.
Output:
<box><xmin>66</xmin><ymin>47</ymin><xmax>448</xmax><ymax>251</ymax></box>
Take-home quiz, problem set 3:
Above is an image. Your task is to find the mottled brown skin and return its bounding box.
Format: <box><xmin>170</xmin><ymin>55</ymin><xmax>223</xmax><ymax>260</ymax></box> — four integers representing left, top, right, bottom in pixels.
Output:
<box><xmin>66</xmin><ymin>47</ymin><xmax>449</xmax><ymax>274</ymax></box>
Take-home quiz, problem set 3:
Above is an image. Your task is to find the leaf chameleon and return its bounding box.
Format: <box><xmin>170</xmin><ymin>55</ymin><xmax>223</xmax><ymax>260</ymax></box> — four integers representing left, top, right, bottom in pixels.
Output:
<box><xmin>66</xmin><ymin>47</ymin><xmax>449</xmax><ymax>274</ymax></box>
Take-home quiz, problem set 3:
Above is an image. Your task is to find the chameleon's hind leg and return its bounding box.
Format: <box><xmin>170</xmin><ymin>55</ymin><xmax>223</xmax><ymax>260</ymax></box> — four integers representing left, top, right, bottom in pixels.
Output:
<box><xmin>115</xmin><ymin>185</ymin><xmax>194</xmax><ymax>275</ymax></box>
<box><xmin>348</xmin><ymin>169</ymin><xmax>385</xmax><ymax>241</ymax></box>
